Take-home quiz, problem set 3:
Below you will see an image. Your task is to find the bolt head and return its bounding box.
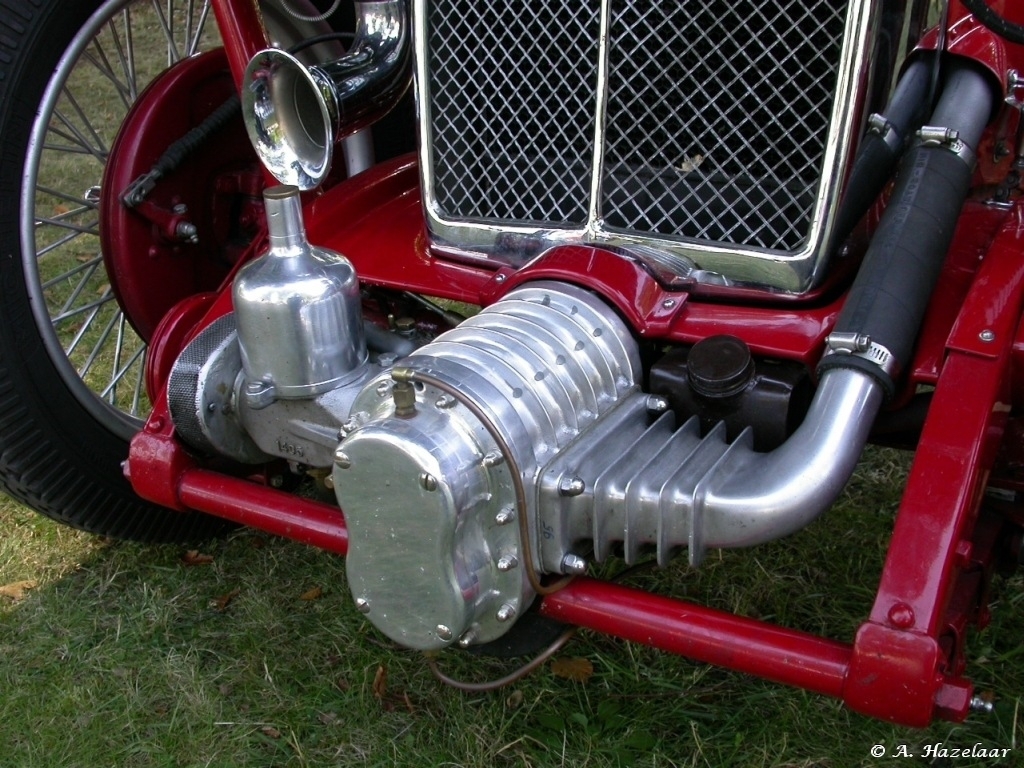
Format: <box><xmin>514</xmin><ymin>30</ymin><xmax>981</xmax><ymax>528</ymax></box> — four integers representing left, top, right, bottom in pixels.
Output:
<box><xmin>496</xmin><ymin>603</ymin><xmax>517</xmax><ymax>622</ymax></box>
<box><xmin>646</xmin><ymin>395</ymin><xmax>670</xmax><ymax>414</ymax></box>
<box><xmin>887</xmin><ymin>602</ymin><xmax>915</xmax><ymax>629</ymax></box>
<box><xmin>436</xmin><ymin>624</ymin><xmax>453</xmax><ymax>641</ymax></box>
<box><xmin>375</xmin><ymin>380</ymin><xmax>392</xmax><ymax>398</ymax></box>
<box><xmin>979</xmin><ymin>329</ymin><xmax>996</xmax><ymax>343</ymax></box>
<box><xmin>497</xmin><ymin>554</ymin><xmax>519</xmax><ymax>572</ymax></box>
<box><xmin>457</xmin><ymin>629</ymin><xmax>477</xmax><ymax>649</ymax></box>
<box><xmin>355</xmin><ymin>598</ymin><xmax>371</xmax><ymax>614</ymax></box>
<box><xmin>482</xmin><ymin>450</ymin><xmax>504</xmax><ymax>468</ymax></box>
<box><xmin>494</xmin><ymin>507</ymin><xmax>516</xmax><ymax>526</ymax></box>
<box><xmin>558</xmin><ymin>476</ymin><xmax>585</xmax><ymax>497</ymax></box>
<box><xmin>419</xmin><ymin>472</ymin><xmax>438</xmax><ymax>492</ymax></box>
<box><xmin>333</xmin><ymin>449</ymin><xmax>352</xmax><ymax>469</ymax></box>
<box><xmin>561</xmin><ymin>554</ymin><xmax>588</xmax><ymax>575</ymax></box>
<box><xmin>435</xmin><ymin>394</ymin><xmax>457</xmax><ymax>409</ymax></box>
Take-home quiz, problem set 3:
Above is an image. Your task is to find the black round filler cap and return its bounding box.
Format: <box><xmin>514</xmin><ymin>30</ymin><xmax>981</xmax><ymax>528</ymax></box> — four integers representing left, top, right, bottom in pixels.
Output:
<box><xmin>687</xmin><ymin>335</ymin><xmax>754</xmax><ymax>399</ymax></box>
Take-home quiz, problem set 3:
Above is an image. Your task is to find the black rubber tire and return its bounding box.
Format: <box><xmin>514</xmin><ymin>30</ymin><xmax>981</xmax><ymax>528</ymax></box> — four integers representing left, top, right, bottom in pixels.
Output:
<box><xmin>0</xmin><ymin>0</ymin><xmax>229</xmax><ymax>541</ymax></box>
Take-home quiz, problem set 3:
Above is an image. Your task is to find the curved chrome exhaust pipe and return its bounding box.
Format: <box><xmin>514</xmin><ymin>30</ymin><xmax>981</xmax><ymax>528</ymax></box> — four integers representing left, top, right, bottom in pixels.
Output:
<box><xmin>242</xmin><ymin>0</ymin><xmax>411</xmax><ymax>189</ymax></box>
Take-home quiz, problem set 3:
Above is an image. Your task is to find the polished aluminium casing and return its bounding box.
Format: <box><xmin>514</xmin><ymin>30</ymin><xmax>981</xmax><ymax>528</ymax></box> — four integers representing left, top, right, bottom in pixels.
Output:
<box><xmin>415</xmin><ymin>0</ymin><xmax>879</xmax><ymax>294</ymax></box>
<box><xmin>334</xmin><ymin>283</ymin><xmax>641</xmax><ymax>650</ymax></box>
<box><xmin>233</xmin><ymin>186</ymin><xmax>367</xmax><ymax>400</ymax></box>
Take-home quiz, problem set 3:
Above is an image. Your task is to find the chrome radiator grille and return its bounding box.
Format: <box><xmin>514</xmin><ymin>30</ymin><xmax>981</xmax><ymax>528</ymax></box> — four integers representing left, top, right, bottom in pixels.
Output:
<box><xmin>417</xmin><ymin>0</ymin><xmax>871</xmax><ymax>293</ymax></box>
<box><xmin>602</xmin><ymin>1</ymin><xmax>846</xmax><ymax>250</ymax></box>
<box><xmin>425</xmin><ymin>2</ymin><xmax>601</xmax><ymax>224</ymax></box>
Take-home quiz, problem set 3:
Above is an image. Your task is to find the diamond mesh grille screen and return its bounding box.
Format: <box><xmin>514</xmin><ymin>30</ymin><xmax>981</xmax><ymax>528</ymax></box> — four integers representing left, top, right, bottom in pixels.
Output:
<box><xmin>425</xmin><ymin>0</ymin><xmax>849</xmax><ymax>252</ymax></box>
<box><xmin>426</xmin><ymin>0</ymin><xmax>601</xmax><ymax>225</ymax></box>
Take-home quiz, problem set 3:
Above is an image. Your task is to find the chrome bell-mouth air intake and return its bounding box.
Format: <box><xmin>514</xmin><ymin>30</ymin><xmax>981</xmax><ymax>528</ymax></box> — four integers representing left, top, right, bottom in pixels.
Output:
<box><xmin>242</xmin><ymin>0</ymin><xmax>411</xmax><ymax>189</ymax></box>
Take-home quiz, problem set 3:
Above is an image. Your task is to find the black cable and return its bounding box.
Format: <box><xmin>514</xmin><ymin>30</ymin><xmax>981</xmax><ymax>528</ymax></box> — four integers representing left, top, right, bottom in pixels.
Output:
<box><xmin>121</xmin><ymin>94</ymin><xmax>241</xmax><ymax>207</ymax></box>
<box><xmin>960</xmin><ymin>0</ymin><xmax>1024</xmax><ymax>46</ymax></box>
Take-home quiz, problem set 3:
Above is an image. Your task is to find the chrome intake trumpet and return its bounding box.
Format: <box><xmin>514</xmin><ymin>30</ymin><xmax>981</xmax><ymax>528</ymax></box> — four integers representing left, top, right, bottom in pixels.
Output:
<box><xmin>242</xmin><ymin>0</ymin><xmax>411</xmax><ymax>188</ymax></box>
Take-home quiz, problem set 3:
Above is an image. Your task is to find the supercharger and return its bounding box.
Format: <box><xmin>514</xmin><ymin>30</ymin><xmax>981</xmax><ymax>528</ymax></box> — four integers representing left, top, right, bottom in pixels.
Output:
<box><xmin>168</xmin><ymin>185</ymin><xmax>883</xmax><ymax>652</ymax></box>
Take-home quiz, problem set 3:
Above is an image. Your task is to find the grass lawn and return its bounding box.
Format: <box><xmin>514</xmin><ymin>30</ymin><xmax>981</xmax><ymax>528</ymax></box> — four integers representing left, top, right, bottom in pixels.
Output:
<box><xmin>1</xmin><ymin>447</ymin><xmax>1021</xmax><ymax>767</ymax></box>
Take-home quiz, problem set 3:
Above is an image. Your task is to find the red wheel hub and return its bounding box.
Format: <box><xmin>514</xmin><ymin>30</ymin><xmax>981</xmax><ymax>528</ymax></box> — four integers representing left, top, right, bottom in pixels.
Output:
<box><xmin>100</xmin><ymin>48</ymin><xmax>265</xmax><ymax>342</ymax></box>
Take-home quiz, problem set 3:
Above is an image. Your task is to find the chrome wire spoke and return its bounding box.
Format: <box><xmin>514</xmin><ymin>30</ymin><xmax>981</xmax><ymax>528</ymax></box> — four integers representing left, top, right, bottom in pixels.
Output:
<box><xmin>101</xmin><ymin>332</ymin><xmax>146</xmax><ymax>400</ymax></box>
<box><xmin>83</xmin><ymin>42</ymin><xmax>133</xmax><ymax>110</ymax></box>
<box><xmin>47</xmin><ymin>117</ymin><xmax>108</xmax><ymax>163</ymax></box>
<box><xmin>131</xmin><ymin>350</ymin><xmax>146</xmax><ymax>415</ymax></box>
<box><xmin>55</xmin><ymin>260</ymin><xmax>102</xmax><ymax>317</ymax></box>
<box><xmin>36</xmin><ymin>185</ymin><xmax>100</xmax><ymax>210</ymax></box>
<box><xmin>187</xmin><ymin>0</ymin><xmax>212</xmax><ymax>57</ymax></box>
<box><xmin>77</xmin><ymin>307</ymin><xmax>121</xmax><ymax>378</ymax></box>
<box><xmin>151</xmin><ymin>0</ymin><xmax>182</xmax><ymax>65</ymax></box>
<box><xmin>64</xmin><ymin>294</ymin><xmax>112</xmax><ymax>356</ymax></box>
<box><xmin>121</xmin><ymin>9</ymin><xmax>138</xmax><ymax>100</ymax></box>
<box><xmin>41</xmin><ymin>255</ymin><xmax>104</xmax><ymax>290</ymax></box>
<box><xmin>60</xmin><ymin>87</ymin><xmax>110</xmax><ymax>158</ymax></box>
<box><xmin>105</xmin><ymin>17</ymin><xmax>138</xmax><ymax>101</ymax></box>
<box><xmin>34</xmin><ymin>217</ymin><xmax>100</xmax><ymax>236</ymax></box>
<box><xmin>36</xmin><ymin>230</ymin><xmax>91</xmax><ymax>259</ymax></box>
<box><xmin>52</xmin><ymin>289</ymin><xmax>116</xmax><ymax>326</ymax></box>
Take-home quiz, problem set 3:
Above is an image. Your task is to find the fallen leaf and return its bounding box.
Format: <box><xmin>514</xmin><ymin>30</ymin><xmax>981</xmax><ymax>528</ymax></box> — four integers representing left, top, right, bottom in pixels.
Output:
<box><xmin>53</xmin><ymin>204</ymin><xmax>70</xmax><ymax>215</ymax></box>
<box><xmin>259</xmin><ymin>725</ymin><xmax>282</xmax><ymax>739</ymax></box>
<box><xmin>551</xmin><ymin>656</ymin><xmax>594</xmax><ymax>683</ymax></box>
<box><xmin>181</xmin><ymin>550</ymin><xmax>214</xmax><ymax>566</ymax></box>
<box><xmin>96</xmin><ymin>283</ymin><xmax>110</xmax><ymax>297</ymax></box>
<box><xmin>0</xmin><ymin>580</ymin><xmax>37</xmax><ymax>601</ymax></box>
<box><xmin>75</xmin><ymin>254</ymin><xmax>93</xmax><ymax>263</ymax></box>
<box><xmin>372</xmin><ymin>665</ymin><xmax>388</xmax><ymax>700</ymax></box>
<box><xmin>505</xmin><ymin>689</ymin><xmax>524</xmax><ymax>709</ymax></box>
<box><xmin>299</xmin><ymin>586</ymin><xmax>323</xmax><ymax>601</ymax></box>
<box><xmin>212</xmin><ymin>588</ymin><xmax>240</xmax><ymax>612</ymax></box>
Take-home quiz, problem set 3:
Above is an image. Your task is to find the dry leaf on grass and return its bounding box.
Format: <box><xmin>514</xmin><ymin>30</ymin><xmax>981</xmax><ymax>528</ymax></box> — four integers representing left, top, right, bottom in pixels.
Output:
<box><xmin>259</xmin><ymin>725</ymin><xmax>282</xmax><ymax>739</ymax></box>
<box><xmin>299</xmin><ymin>586</ymin><xmax>323</xmax><ymax>601</ymax></box>
<box><xmin>372</xmin><ymin>665</ymin><xmax>388</xmax><ymax>699</ymax></box>
<box><xmin>551</xmin><ymin>656</ymin><xmax>594</xmax><ymax>683</ymax></box>
<box><xmin>0</xmin><ymin>580</ymin><xmax>37</xmax><ymax>601</ymax></box>
<box><xmin>212</xmin><ymin>588</ymin><xmax>240</xmax><ymax>612</ymax></box>
<box><xmin>181</xmin><ymin>550</ymin><xmax>214</xmax><ymax>566</ymax></box>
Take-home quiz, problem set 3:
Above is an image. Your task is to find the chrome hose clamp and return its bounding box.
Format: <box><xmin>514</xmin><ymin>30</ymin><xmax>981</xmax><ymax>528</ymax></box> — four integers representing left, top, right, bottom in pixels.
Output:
<box><xmin>824</xmin><ymin>332</ymin><xmax>899</xmax><ymax>379</ymax></box>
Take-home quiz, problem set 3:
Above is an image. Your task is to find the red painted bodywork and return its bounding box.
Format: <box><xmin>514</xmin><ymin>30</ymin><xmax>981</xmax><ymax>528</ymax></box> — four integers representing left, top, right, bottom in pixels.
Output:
<box><xmin>116</xmin><ymin>0</ymin><xmax>1024</xmax><ymax>727</ymax></box>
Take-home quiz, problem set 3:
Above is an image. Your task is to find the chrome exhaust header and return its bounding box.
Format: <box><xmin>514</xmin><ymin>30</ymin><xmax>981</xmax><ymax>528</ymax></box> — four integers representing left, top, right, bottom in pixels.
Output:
<box><xmin>242</xmin><ymin>0</ymin><xmax>411</xmax><ymax>188</ymax></box>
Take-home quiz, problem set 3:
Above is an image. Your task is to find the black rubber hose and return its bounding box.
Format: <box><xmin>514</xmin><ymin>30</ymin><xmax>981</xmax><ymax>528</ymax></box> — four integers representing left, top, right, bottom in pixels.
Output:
<box><xmin>830</xmin><ymin>59</ymin><xmax>933</xmax><ymax>250</ymax></box>
<box><xmin>960</xmin><ymin>0</ymin><xmax>1024</xmax><ymax>46</ymax></box>
<box><xmin>819</xmin><ymin>64</ymin><xmax>994</xmax><ymax>395</ymax></box>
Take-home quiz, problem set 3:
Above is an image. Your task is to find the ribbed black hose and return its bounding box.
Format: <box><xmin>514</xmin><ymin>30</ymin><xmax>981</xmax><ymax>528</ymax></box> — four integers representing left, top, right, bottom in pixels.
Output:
<box><xmin>819</xmin><ymin>64</ymin><xmax>995</xmax><ymax>395</ymax></box>
<box><xmin>960</xmin><ymin>0</ymin><xmax>1024</xmax><ymax>46</ymax></box>
<box><xmin>830</xmin><ymin>59</ymin><xmax>932</xmax><ymax>250</ymax></box>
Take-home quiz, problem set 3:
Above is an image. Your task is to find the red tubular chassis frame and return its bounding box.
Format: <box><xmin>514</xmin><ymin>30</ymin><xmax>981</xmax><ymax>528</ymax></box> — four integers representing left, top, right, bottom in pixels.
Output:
<box><xmin>121</xmin><ymin>0</ymin><xmax>1024</xmax><ymax>727</ymax></box>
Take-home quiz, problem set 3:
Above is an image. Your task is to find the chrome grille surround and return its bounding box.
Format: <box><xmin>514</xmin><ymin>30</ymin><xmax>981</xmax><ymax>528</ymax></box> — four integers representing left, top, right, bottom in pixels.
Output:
<box><xmin>416</xmin><ymin>0</ymin><xmax>879</xmax><ymax>294</ymax></box>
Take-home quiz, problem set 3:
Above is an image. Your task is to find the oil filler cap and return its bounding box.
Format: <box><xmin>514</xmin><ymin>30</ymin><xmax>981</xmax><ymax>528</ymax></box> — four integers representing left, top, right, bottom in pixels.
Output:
<box><xmin>687</xmin><ymin>335</ymin><xmax>754</xmax><ymax>399</ymax></box>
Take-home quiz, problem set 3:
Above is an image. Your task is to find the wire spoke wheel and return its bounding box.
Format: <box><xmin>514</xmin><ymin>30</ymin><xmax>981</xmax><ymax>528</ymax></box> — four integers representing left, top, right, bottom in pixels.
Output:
<box><xmin>22</xmin><ymin>0</ymin><xmax>222</xmax><ymax>439</ymax></box>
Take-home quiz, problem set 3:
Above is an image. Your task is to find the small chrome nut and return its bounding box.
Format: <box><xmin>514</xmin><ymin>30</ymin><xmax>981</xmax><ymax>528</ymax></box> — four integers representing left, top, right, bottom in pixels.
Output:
<box><xmin>558</xmin><ymin>476</ymin><xmax>585</xmax><ymax>497</ymax></box>
<box><xmin>496</xmin><ymin>554</ymin><xmax>519</xmax><ymax>572</ymax></box>
<box><xmin>482</xmin><ymin>450</ymin><xmax>504</xmax><ymax>467</ymax></box>
<box><xmin>496</xmin><ymin>603</ymin><xmax>517</xmax><ymax>622</ymax></box>
<box><xmin>494</xmin><ymin>507</ymin><xmax>516</xmax><ymax>526</ymax></box>
<box><xmin>561</xmin><ymin>554</ymin><xmax>588</xmax><ymax>575</ymax></box>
